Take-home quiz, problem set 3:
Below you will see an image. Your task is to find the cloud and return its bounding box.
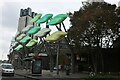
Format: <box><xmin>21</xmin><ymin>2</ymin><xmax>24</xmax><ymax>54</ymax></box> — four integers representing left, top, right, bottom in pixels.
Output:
<box><xmin>2</xmin><ymin>0</ymin><xmax>81</xmax><ymax>3</ymax></box>
<box><xmin>0</xmin><ymin>23</ymin><xmax>16</xmax><ymax>60</ymax></box>
<box><xmin>0</xmin><ymin>2</ymin><xmax>22</xmax><ymax>60</ymax></box>
<box><xmin>1</xmin><ymin>2</ymin><xmax>22</xmax><ymax>29</ymax></box>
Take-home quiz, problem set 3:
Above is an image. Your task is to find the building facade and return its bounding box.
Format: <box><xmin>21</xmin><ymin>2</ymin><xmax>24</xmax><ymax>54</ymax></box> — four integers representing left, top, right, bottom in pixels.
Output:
<box><xmin>9</xmin><ymin>7</ymin><xmax>37</xmax><ymax>69</ymax></box>
<box><xmin>18</xmin><ymin>7</ymin><xmax>37</xmax><ymax>31</ymax></box>
<box><xmin>87</xmin><ymin>0</ymin><xmax>104</xmax><ymax>3</ymax></box>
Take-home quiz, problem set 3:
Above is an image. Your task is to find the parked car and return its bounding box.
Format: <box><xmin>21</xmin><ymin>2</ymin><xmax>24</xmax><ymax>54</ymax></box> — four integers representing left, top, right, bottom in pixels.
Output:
<box><xmin>0</xmin><ymin>63</ymin><xmax>14</xmax><ymax>76</ymax></box>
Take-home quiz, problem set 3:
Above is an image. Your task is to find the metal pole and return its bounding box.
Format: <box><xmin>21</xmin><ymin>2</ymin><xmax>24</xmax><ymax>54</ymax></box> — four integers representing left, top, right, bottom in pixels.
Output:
<box><xmin>62</xmin><ymin>22</ymin><xmax>67</xmax><ymax>32</ymax></box>
<box><xmin>56</xmin><ymin>42</ymin><xmax>60</xmax><ymax>75</ymax></box>
<box><xmin>39</xmin><ymin>38</ymin><xmax>54</xmax><ymax>72</ymax></box>
<box><xmin>44</xmin><ymin>42</ymin><xmax>54</xmax><ymax>72</ymax></box>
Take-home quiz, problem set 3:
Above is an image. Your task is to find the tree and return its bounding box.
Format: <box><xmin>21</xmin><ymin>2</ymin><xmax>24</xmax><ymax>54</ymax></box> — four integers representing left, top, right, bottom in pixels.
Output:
<box><xmin>68</xmin><ymin>2</ymin><xmax>120</xmax><ymax>72</ymax></box>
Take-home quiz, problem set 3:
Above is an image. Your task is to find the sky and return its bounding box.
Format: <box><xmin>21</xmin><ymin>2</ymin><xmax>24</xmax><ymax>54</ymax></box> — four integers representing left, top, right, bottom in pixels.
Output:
<box><xmin>0</xmin><ymin>0</ymin><xmax>119</xmax><ymax>60</ymax></box>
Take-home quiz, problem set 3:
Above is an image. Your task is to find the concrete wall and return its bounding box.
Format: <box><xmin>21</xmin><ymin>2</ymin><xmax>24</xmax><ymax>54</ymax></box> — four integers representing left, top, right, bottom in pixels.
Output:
<box><xmin>17</xmin><ymin>16</ymin><xmax>33</xmax><ymax>31</ymax></box>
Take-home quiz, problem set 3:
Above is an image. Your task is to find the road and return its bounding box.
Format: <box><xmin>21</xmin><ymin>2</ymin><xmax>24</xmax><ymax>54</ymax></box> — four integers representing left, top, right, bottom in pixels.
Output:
<box><xmin>1</xmin><ymin>74</ymin><xmax>33</xmax><ymax>80</ymax></box>
<box><xmin>0</xmin><ymin>75</ymin><xmax>86</xmax><ymax>80</ymax></box>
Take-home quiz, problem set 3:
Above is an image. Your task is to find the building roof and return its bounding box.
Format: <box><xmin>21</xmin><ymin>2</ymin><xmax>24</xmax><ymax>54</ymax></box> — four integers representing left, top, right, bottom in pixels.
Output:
<box><xmin>87</xmin><ymin>0</ymin><xmax>104</xmax><ymax>3</ymax></box>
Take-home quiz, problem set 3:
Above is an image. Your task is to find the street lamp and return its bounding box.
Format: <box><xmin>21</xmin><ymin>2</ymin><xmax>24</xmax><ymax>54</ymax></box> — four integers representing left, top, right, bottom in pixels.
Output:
<box><xmin>45</xmin><ymin>31</ymin><xmax>67</xmax><ymax>75</ymax></box>
<box><xmin>45</xmin><ymin>14</ymin><xmax>68</xmax><ymax>75</ymax></box>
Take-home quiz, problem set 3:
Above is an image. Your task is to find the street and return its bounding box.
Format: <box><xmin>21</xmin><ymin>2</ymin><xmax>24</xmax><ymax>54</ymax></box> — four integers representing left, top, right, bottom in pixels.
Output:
<box><xmin>1</xmin><ymin>74</ymin><xmax>33</xmax><ymax>80</ymax></box>
<box><xmin>0</xmin><ymin>74</ymin><xmax>86</xmax><ymax>80</ymax></box>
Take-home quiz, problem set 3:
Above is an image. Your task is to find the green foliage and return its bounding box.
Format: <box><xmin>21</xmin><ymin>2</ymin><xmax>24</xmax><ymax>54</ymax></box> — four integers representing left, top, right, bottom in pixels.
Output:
<box><xmin>68</xmin><ymin>2</ymin><xmax>120</xmax><ymax>52</ymax></box>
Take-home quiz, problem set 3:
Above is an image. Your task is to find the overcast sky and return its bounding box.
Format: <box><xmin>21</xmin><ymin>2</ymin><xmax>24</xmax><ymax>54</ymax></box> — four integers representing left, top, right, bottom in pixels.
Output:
<box><xmin>0</xmin><ymin>0</ymin><xmax>119</xmax><ymax>60</ymax></box>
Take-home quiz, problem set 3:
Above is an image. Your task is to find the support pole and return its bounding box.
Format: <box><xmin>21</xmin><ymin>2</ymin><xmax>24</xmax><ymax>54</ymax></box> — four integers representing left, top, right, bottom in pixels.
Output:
<box><xmin>45</xmin><ymin>42</ymin><xmax>54</xmax><ymax>72</ymax></box>
<box><xmin>62</xmin><ymin>22</ymin><xmax>67</xmax><ymax>32</ymax></box>
<box><xmin>56</xmin><ymin>42</ymin><xmax>60</xmax><ymax>75</ymax></box>
<box><xmin>39</xmin><ymin>38</ymin><xmax>54</xmax><ymax>72</ymax></box>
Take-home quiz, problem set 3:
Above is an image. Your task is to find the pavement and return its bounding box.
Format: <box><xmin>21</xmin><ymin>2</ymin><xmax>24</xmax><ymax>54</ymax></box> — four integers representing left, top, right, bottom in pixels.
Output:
<box><xmin>15</xmin><ymin>69</ymin><xmax>89</xmax><ymax>79</ymax></box>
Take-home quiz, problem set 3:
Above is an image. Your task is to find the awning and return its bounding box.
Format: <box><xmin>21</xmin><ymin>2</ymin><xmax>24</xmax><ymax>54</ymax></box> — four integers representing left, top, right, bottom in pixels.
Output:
<box><xmin>45</xmin><ymin>31</ymin><xmax>67</xmax><ymax>42</ymax></box>
<box><xmin>36</xmin><ymin>14</ymin><xmax>53</xmax><ymax>24</ymax></box>
<box><xmin>14</xmin><ymin>44</ymin><xmax>23</xmax><ymax>51</ymax></box>
<box><xmin>34</xmin><ymin>28</ymin><xmax>51</xmax><ymax>38</ymax></box>
<box><xmin>47</xmin><ymin>14</ymin><xmax>67</xmax><ymax>25</ymax></box>
<box><xmin>27</xmin><ymin>26</ymin><xmax>41</xmax><ymax>35</ymax></box>
<box><xmin>21</xmin><ymin>25</ymin><xmax>33</xmax><ymax>33</ymax></box>
<box><xmin>30</xmin><ymin>14</ymin><xmax>42</xmax><ymax>23</ymax></box>
<box><xmin>16</xmin><ymin>34</ymin><xmax>26</xmax><ymax>41</ymax></box>
<box><xmin>20</xmin><ymin>36</ymin><xmax>31</xmax><ymax>44</ymax></box>
<box><xmin>26</xmin><ymin>39</ymin><xmax>38</xmax><ymax>48</ymax></box>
